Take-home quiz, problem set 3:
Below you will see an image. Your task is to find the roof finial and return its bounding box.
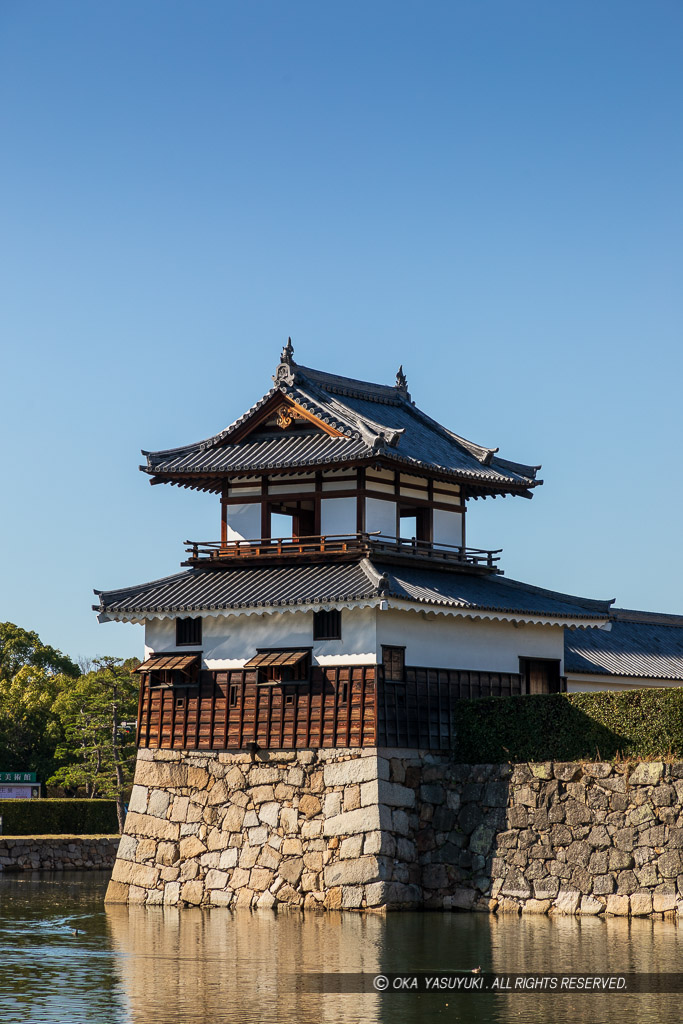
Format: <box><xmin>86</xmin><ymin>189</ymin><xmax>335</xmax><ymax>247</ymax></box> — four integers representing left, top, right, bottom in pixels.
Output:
<box><xmin>281</xmin><ymin>337</ymin><xmax>294</xmax><ymax>364</ymax></box>
<box><xmin>395</xmin><ymin>364</ymin><xmax>409</xmax><ymax>397</ymax></box>
<box><xmin>273</xmin><ymin>337</ymin><xmax>296</xmax><ymax>386</ymax></box>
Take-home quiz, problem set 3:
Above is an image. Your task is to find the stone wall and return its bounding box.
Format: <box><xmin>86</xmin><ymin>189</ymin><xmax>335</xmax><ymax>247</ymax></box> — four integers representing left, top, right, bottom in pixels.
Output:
<box><xmin>105</xmin><ymin>748</ymin><xmax>683</xmax><ymax>918</ymax></box>
<box><xmin>0</xmin><ymin>835</ymin><xmax>119</xmax><ymax>871</ymax></box>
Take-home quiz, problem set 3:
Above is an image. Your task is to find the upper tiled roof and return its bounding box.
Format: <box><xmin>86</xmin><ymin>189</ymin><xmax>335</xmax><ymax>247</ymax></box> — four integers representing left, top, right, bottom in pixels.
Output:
<box><xmin>95</xmin><ymin>558</ymin><xmax>611</xmax><ymax>624</ymax></box>
<box><xmin>142</xmin><ymin>349</ymin><xmax>541</xmax><ymax>495</ymax></box>
<box><xmin>565</xmin><ymin>608</ymin><xmax>683</xmax><ymax>680</ymax></box>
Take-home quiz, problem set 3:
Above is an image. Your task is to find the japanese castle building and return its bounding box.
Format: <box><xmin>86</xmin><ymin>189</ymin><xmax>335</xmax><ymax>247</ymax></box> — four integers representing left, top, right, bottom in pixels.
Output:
<box><xmin>96</xmin><ymin>341</ymin><xmax>616</xmax><ymax>754</ymax></box>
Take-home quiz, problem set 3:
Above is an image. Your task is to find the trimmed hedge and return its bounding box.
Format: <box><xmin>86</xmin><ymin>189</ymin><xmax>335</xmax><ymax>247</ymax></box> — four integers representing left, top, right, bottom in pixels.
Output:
<box><xmin>453</xmin><ymin>687</ymin><xmax>683</xmax><ymax>763</ymax></box>
<box><xmin>0</xmin><ymin>799</ymin><xmax>118</xmax><ymax>836</ymax></box>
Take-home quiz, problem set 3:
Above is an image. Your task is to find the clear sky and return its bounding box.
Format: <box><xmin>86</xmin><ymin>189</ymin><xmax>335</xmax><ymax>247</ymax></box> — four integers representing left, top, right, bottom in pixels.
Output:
<box><xmin>1</xmin><ymin>1</ymin><xmax>682</xmax><ymax>664</ymax></box>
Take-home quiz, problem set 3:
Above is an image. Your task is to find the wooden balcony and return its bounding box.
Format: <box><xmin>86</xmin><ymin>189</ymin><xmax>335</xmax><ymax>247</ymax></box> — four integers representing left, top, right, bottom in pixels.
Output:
<box><xmin>182</xmin><ymin>533</ymin><xmax>502</xmax><ymax>572</ymax></box>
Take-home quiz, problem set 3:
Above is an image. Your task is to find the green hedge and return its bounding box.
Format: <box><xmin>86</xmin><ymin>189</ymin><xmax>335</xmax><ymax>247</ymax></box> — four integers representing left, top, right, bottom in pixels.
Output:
<box><xmin>453</xmin><ymin>687</ymin><xmax>683</xmax><ymax>763</ymax></box>
<box><xmin>0</xmin><ymin>799</ymin><xmax>118</xmax><ymax>836</ymax></box>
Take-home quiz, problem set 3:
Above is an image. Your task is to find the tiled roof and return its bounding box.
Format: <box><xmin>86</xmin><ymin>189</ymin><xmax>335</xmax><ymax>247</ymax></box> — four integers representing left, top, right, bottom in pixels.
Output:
<box><xmin>95</xmin><ymin>558</ymin><xmax>611</xmax><ymax>623</ymax></box>
<box><xmin>142</xmin><ymin>357</ymin><xmax>541</xmax><ymax>493</ymax></box>
<box><xmin>565</xmin><ymin>608</ymin><xmax>683</xmax><ymax>680</ymax></box>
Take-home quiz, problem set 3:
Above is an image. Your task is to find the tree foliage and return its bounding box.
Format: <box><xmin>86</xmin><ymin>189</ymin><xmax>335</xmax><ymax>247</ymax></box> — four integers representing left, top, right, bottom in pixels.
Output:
<box><xmin>0</xmin><ymin>622</ymin><xmax>79</xmax><ymax>681</ymax></box>
<box><xmin>0</xmin><ymin>664</ymin><xmax>67</xmax><ymax>780</ymax></box>
<box><xmin>48</xmin><ymin>657</ymin><xmax>140</xmax><ymax>829</ymax></box>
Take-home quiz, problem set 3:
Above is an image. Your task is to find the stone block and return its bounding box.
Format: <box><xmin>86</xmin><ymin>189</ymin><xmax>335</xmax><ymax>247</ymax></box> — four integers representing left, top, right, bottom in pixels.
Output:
<box><xmin>179</xmin><ymin>835</ymin><xmax>207</xmax><ymax>859</ymax></box>
<box><xmin>365</xmin><ymin>882</ymin><xmax>390</xmax><ymax>907</ymax></box>
<box><xmin>205</xmin><ymin>869</ymin><xmax>229</xmax><ymax>889</ymax></box>
<box><xmin>256</xmin><ymin>890</ymin><xmax>276</xmax><ymax>910</ymax></box>
<box><xmin>250</xmin><ymin>867</ymin><xmax>274</xmax><ymax>891</ymax></box>
<box><xmin>657</xmin><ymin>850</ymin><xmax>683</xmax><ymax>878</ymax></box>
<box><xmin>498</xmin><ymin>898</ymin><xmax>521</xmax><ymax>914</ymax></box>
<box><xmin>112</xmin><ymin>859</ymin><xmax>160</xmax><ymax>888</ymax></box>
<box><xmin>163</xmin><ymin>882</ymin><xmax>181</xmax><ymax>905</ymax></box>
<box><xmin>301</xmin><ymin>820</ymin><xmax>322</xmax><ymax>838</ymax></box>
<box><xmin>630</xmin><ymin>891</ymin><xmax>653</xmax><ymax>916</ymax></box>
<box><xmin>593</xmin><ymin>874</ymin><xmax>615</xmax><ymax>895</ymax></box>
<box><xmin>219</xmin><ymin>848</ymin><xmax>239</xmax><ymax>870</ymax></box>
<box><xmin>298</xmin><ymin>794</ymin><xmax>322</xmax><ymax>818</ymax></box>
<box><xmin>363</xmin><ymin>831</ymin><xmax>395</xmax><ymax>857</ymax></box>
<box><xmin>629</xmin><ymin>762</ymin><xmax>664</xmax><ymax>786</ymax></box>
<box><xmin>323</xmin><ymin>805</ymin><xmax>387</xmax><ymax>837</ymax></box>
<box><xmin>340</xmin><ymin>836</ymin><xmax>364</xmax><ymax>860</ymax></box>
<box><xmin>422</xmin><ymin>863</ymin><xmax>448</xmax><ymax>890</ymax></box>
<box><xmin>181</xmin><ymin>880</ymin><xmax>204</xmax><ymax>905</ymax></box>
<box><xmin>339</xmin><ymin>885</ymin><xmax>363</xmax><ymax>909</ymax></box>
<box><xmin>552</xmin><ymin>890</ymin><xmax>580</xmax><ymax>916</ymax></box>
<box><xmin>324</xmin><ymin>856</ymin><xmax>381</xmax><ymax>887</ymax></box>
<box><xmin>279</xmin><ymin>857</ymin><xmax>305</xmax><ymax>885</ymax></box>
<box><xmin>323</xmin><ymin>757</ymin><xmax>384</xmax><ymax>787</ymax></box>
<box><xmin>104</xmin><ymin>880</ymin><xmax>130</xmax><ymax>904</ymax></box>
<box><xmin>606</xmin><ymin>895</ymin><xmax>629</xmax><ymax>916</ymax></box>
<box><xmin>469</xmin><ymin>825</ymin><xmax>495</xmax><ymax>857</ymax></box>
<box><xmin>154</xmin><ymin>841</ymin><xmax>178</xmax><ymax>866</ymax></box>
<box><xmin>280</xmin><ymin>807</ymin><xmax>299</xmax><ymax>833</ymax></box>
<box><xmin>124</xmin><ymin>812</ymin><xmax>181</xmax><ymax>842</ymax></box>
<box><xmin>147</xmin><ymin>790</ymin><xmax>171</xmax><ymax>819</ymax></box>
<box><xmin>128</xmin><ymin>786</ymin><xmax>149</xmax><ymax>814</ymax></box>
<box><xmin>170</xmin><ymin>796</ymin><xmax>190</xmax><ymax>822</ymax></box>
<box><xmin>579</xmin><ymin>896</ymin><xmax>604</xmax><ymax>916</ymax></box>
<box><xmin>117</xmin><ymin>835</ymin><xmax>138</xmax><ymax>862</ymax></box>
<box><xmin>324</xmin><ymin>793</ymin><xmax>342</xmax><ymax>817</ymax></box>
<box><xmin>134</xmin><ymin>761</ymin><xmax>189</xmax><ymax>789</ymax></box>
<box><xmin>222</xmin><ymin>805</ymin><xmax>246</xmax><ymax>833</ymax></box>
<box><xmin>207</xmin><ymin>830</ymin><xmax>231</xmax><ymax>852</ymax></box>
<box><xmin>275</xmin><ymin>884</ymin><xmax>302</xmax><ymax>906</ymax></box>
<box><xmin>653</xmin><ymin>884</ymin><xmax>677</xmax><ymax>913</ymax></box>
<box><xmin>522</xmin><ymin>899</ymin><xmax>552</xmax><ymax>914</ymax></box>
<box><xmin>553</xmin><ymin>763</ymin><xmax>581</xmax><ymax>782</ymax></box>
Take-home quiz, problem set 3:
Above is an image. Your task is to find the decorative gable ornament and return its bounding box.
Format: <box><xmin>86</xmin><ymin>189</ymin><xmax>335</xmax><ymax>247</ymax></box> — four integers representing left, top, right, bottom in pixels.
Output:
<box><xmin>273</xmin><ymin>337</ymin><xmax>297</xmax><ymax>386</ymax></box>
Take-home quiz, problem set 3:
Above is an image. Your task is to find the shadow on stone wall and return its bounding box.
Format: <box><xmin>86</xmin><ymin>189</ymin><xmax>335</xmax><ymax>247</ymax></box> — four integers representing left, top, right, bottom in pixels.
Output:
<box><xmin>386</xmin><ymin>754</ymin><xmax>683</xmax><ymax>918</ymax></box>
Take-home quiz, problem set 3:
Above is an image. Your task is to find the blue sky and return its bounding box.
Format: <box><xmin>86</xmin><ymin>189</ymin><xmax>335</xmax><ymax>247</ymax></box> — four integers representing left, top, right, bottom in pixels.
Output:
<box><xmin>1</xmin><ymin>1</ymin><xmax>682</xmax><ymax>662</ymax></box>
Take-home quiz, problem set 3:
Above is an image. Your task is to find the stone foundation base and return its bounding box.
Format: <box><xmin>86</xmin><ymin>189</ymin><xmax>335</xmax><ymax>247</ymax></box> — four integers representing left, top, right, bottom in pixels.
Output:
<box><xmin>106</xmin><ymin>750</ymin><xmax>683</xmax><ymax>917</ymax></box>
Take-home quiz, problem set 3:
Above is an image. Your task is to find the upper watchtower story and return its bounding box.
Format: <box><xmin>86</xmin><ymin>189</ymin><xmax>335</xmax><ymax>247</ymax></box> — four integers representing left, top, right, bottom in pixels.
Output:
<box><xmin>140</xmin><ymin>340</ymin><xmax>542</xmax><ymax>574</ymax></box>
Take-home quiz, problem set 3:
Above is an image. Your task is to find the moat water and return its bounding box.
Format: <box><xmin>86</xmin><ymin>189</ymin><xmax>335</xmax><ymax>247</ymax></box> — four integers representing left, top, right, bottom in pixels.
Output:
<box><xmin>0</xmin><ymin>873</ymin><xmax>680</xmax><ymax>1023</ymax></box>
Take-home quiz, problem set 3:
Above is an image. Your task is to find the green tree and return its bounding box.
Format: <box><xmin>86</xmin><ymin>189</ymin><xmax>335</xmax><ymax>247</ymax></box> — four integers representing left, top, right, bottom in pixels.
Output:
<box><xmin>0</xmin><ymin>622</ymin><xmax>79</xmax><ymax>680</ymax></box>
<box><xmin>49</xmin><ymin>657</ymin><xmax>140</xmax><ymax>831</ymax></box>
<box><xmin>0</xmin><ymin>664</ymin><xmax>68</xmax><ymax>780</ymax></box>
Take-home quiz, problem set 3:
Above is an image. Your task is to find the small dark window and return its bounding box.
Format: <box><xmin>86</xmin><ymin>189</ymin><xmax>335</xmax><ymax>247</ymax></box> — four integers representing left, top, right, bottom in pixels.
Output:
<box><xmin>313</xmin><ymin>609</ymin><xmax>341</xmax><ymax>640</ymax></box>
<box><xmin>176</xmin><ymin>617</ymin><xmax>202</xmax><ymax>646</ymax></box>
<box><xmin>285</xmin><ymin>693</ymin><xmax>294</xmax><ymax>706</ymax></box>
<box><xmin>229</xmin><ymin>685</ymin><xmax>238</xmax><ymax>708</ymax></box>
<box><xmin>382</xmin><ymin>645</ymin><xmax>405</xmax><ymax>682</ymax></box>
<box><xmin>519</xmin><ymin>658</ymin><xmax>562</xmax><ymax>695</ymax></box>
<box><xmin>175</xmin><ymin>695</ymin><xmax>186</xmax><ymax>710</ymax></box>
<box><xmin>340</xmin><ymin>682</ymin><xmax>349</xmax><ymax>705</ymax></box>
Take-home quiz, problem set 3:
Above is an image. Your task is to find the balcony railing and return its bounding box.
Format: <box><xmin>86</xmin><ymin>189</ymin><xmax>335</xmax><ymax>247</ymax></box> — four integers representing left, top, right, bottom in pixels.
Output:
<box><xmin>182</xmin><ymin>533</ymin><xmax>501</xmax><ymax>571</ymax></box>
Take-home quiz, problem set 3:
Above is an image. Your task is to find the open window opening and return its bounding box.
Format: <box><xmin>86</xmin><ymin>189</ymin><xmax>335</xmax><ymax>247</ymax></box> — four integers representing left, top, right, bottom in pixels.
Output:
<box><xmin>268</xmin><ymin>499</ymin><xmax>316</xmax><ymax>541</ymax></box>
<box><xmin>398</xmin><ymin>506</ymin><xmax>432</xmax><ymax>544</ymax></box>
<box><xmin>313</xmin><ymin>609</ymin><xmax>342</xmax><ymax>640</ymax></box>
<box><xmin>519</xmin><ymin>658</ymin><xmax>562</xmax><ymax>695</ymax></box>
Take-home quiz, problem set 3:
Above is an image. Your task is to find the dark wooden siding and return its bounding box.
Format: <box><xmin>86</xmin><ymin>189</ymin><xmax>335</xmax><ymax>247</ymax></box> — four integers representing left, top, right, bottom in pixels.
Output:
<box><xmin>137</xmin><ymin>663</ymin><xmax>564</xmax><ymax>752</ymax></box>
<box><xmin>377</xmin><ymin>667</ymin><xmax>524</xmax><ymax>750</ymax></box>
<box><xmin>137</xmin><ymin>666</ymin><xmax>377</xmax><ymax>751</ymax></box>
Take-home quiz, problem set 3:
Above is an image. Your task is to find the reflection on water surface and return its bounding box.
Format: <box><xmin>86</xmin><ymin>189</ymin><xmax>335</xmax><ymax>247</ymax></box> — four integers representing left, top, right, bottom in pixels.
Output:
<box><xmin>0</xmin><ymin>873</ymin><xmax>680</xmax><ymax>1023</ymax></box>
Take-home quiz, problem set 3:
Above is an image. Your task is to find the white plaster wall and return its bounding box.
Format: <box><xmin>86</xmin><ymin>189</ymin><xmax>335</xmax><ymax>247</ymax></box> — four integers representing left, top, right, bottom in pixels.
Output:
<box><xmin>365</xmin><ymin>497</ymin><xmax>396</xmax><ymax>538</ymax></box>
<box><xmin>376</xmin><ymin>609</ymin><xmax>565</xmax><ymax>673</ymax></box>
<box><xmin>145</xmin><ymin>607</ymin><xmax>378</xmax><ymax>668</ymax></box>
<box><xmin>226</xmin><ymin>503</ymin><xmax>261</xmax><ymax>542</ymax></box>
<box><xmin>433</xmin><ymin>509</ymin><xmax>463</xmax><ymax>549</ymax></box>
<box><xmin>320</xmin><ymin>497</ymin><xmax>356</xmax><ymax>536</ymax></box>
<box><xmin>567</xmin><ymin>674</ymin><xmax>683</xmax><ymax>693</ymax></box>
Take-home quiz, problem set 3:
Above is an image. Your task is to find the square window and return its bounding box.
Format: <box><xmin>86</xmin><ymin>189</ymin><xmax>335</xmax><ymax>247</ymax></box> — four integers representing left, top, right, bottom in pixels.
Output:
<box><xmin>313</xmin><ymin>609</ymin><xmax>341</xmax><ymax>640</ymax></box>
<box><xmin>382</xmin><ymin>645</ymin><xmax>405</xmax><ymax>682</ymax></box>
<box><xmin>176</xmin><ymin>617</ymin><xmax>202</xmax><ymax>646</ymax></box>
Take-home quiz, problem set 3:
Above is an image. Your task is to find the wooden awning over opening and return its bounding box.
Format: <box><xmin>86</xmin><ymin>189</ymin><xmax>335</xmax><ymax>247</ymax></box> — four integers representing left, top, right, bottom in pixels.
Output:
<box><xmin>244</xmin><ymin>650</ymin><xmax>309</xmax><ymax>669</ymax></box>
<box><xmin>134</xmin><ymin>654</ymin><xmax>200</xmax><ymax>675</ymax></box>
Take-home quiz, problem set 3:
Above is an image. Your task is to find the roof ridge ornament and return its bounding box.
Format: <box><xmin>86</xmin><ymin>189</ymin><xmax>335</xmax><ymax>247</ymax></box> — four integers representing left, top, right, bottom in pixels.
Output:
<box><xmin>395</xmin><ymin>364</ymin><xmax>410</xmax><ymax>400</ymax></box>
<box><xmin>273</xmin><ymin>337</ymin><xmax>297</xmax><ymax>386</ymax></box>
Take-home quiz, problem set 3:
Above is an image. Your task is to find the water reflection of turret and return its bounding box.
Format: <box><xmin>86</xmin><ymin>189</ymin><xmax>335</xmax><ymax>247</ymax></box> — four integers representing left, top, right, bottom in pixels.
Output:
<box><xmin>106</xmin><ymin>906</ymin><xmax>382</xmax><ymax>1024</ymax></box>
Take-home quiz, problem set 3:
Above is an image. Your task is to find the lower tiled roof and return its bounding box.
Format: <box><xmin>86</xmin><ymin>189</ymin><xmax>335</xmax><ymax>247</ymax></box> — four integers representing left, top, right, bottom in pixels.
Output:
<box><xmin>95</xmin><ymin>559</ymin><xmax>611</xmax><ymax>623</ymax></box>
<box><xmin>565</xmin><ymin>608</ymin><xmax>683</xmax><ymax>680</ymax></box>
